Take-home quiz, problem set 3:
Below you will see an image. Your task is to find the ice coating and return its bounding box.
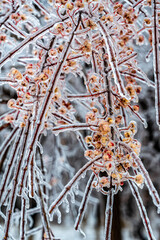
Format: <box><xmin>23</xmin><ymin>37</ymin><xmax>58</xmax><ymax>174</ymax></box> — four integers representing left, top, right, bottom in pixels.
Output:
<box><xmin>0</xmin><ymin>0</ymin><xmax>159</xmax><ymax>239</ymax></box>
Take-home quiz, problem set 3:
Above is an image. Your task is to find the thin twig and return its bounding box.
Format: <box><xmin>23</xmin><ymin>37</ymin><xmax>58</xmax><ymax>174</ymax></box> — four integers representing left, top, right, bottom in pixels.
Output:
<box><xmin>152</xmin><ymin>0</ymin><xmax>160</xmax><ymax>126</ymax></box>
<box><xmin>128</xmin><ymin>180</ymin><xmax>156</xmax><ymax>240</ymax></box>
<box><xmin>119</xmin><ymin>142</ymin><xmax>160</xmax><ymax>211</ymax></box>
<box><xmin>74</xmin><ymin>173</ymin><xmax>95</xmax><ymax>230</ymax></box>
<box><xmin>49</xmin><ymin>155</ymin><xmax>102</xmax><ymax>214</ymax></box>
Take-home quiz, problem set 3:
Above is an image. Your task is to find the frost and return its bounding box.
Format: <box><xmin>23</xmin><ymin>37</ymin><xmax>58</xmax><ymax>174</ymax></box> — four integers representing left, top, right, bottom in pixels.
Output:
<box><xmin>0</xmin><ymin>1</ymin><xmax>159</xmax><ymax>240</ymax></box>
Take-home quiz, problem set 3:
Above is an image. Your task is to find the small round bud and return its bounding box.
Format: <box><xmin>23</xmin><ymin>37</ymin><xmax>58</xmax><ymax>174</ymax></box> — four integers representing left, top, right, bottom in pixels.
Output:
<box><xmin>7</xmin><ymin>99</ymin><xmax>15</xmax><ymax>108</ymax></box>
<box><xmin>135</xmin><ymin>174</ymin><xmax>144</xmax><ymax>185</ymax></box>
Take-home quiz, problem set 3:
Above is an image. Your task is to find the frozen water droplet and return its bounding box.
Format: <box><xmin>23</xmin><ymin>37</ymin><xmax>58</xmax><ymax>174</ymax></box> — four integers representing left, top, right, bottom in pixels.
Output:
<box><xmin>78</xmin><ymin>228</ymin><xmax>86</xmax><ymax>239</ymax></box>
<box><xmin>74</xmin><ymin>183</ymin><xmax>79</xmax><ymax>195</ymax></box>
<box><xmin>55</xmin><ymin>207</ymin><xmax>61</xmax><ymax>224</ymax></box>
<box><xmin>37</xmin><ymin>141</ymin><xmax>43</xmax><ymax>154</ymax></box>
<box><xmin>69</xmin><ymin>189</ymin><xmax>75</xmax><ymax>204</ymax></box>
<box><xmin>63</xmin><ymin>196</ymin><xmax>70</xmax><ymax>213</ymax></box>
<box><xmin>49</xmin><ymin>211</ymin><xmax>54</xmax><ymax>221</ymax></box>
<box><xmin>81</xmin><ymin>171</ymin><xmax>86</xmax><ymax>179</ymax></box>
<box><xmin>157</xmin><ymin>206</ymin><xmax>160</xmax><ymax>214</ymax></box>
<box><xmin>143</xmin><ymin>119</ymin><xmax>148</xmax><ymax>129</ymax></box>
<box><xmin>28</xmin><ymin>215</ymin><xmax>34</xmax><ymax>228</ymax></box>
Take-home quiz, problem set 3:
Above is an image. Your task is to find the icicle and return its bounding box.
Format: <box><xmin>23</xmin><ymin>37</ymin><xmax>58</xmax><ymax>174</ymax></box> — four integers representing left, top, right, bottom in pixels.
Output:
<box><xmin>69</xmin><ymin>189</ymin><xmax>75</xmax><ymax>204</ymax></box>
<box><xmin>28</xmin><ymin>215</ymin><xmax>34</xmax><ymax>228</ymax></box>
<box><xmin>49</xmin><ymin>210</ymin><xmax>54</xmax><ymax>222</ymax></box>
<box><xmin>63</xmin><ymin>196</ymin><xmax>70</xmax><ymax>213</ymax></box>
<box><xmin>98</xmin><ymin>21</ymin><xmax>128</xmax><ymax>98</ymax></box>
<box><xmin>0</xmin><ymin>128</ymin><xmax>23</xmax><ymax>204</ymax></box>
<box><xmin>21</xmin><ymin>191</ymin><xmax>30</xmax><ymax>209</ymax></box>
<box><xmin>49</xmin><ymin>155</ymin><xmax>102</xmax><ymax>215</ymax></box>
<box><xmin>73</xmin><ymin>182</ymin><xmax>79</xmax><ymax>195</ymax></box>
<box><xmin>81</xmin><ymin>171</ymin><xmax>86</xmax><ymax>179</ymax></box>
<box><xmin>37</xmin><ymin>141</ymin><xmax>43</xmax><ymax>155</ymax></box>
<box><xmin>143</xmin><ymin>120</ymin><xmax>148</xmax><ymax>129</ymax></box>
<box><xmin>129</xmin><ymin>181</ymin><xmax>156</xmax><ymax>240</ymax></box>
<box><xmin>77</xmin><ymin>228</ymin><xmax>86</xmax><ymax>239</ymax></box>
<box><xmin>152</xmin><ymin>0</ymin><xmax>160</xmax><ymax>127</ymax></box>
<box><xmin>13</xmin><ymin>210</ymin><xmax>20</xmax><ymax>226</ymax></box>
<box><xmin>55</xmin><ymin>207</ymin><xmax>62</xmax><ymax>224</ymax></box>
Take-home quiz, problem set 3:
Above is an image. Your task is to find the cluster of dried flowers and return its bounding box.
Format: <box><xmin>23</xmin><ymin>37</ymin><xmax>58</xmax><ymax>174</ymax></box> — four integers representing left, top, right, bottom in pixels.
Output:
<box><xmin>0</xmin><ymin>0</ymin><xmax>160</xmax><ymax>239</ymax></box>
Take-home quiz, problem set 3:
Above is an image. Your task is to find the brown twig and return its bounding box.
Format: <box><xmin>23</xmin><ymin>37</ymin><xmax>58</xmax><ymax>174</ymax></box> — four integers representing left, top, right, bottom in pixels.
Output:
<box><xmin>119</xmin><ymin>142</ymin><xmax>160</xmax><ymax>211</ymax></box>
<box><xmin>74</xmin><ymin>173</ymin><xmax>95</xmax><ymax>230</ymax></box>
<box><xmin>0</xmin><ymin>127</ymin><xmax>23</xmax><ymax>203</ymax></box>
<box><xmin>128</xmin><ymin>181</ymin><xmax>156</xmax><ymax>240</ymax></box>
<box><xmin>152</xmin><ymin>0</ymin><xmax>160</xmax><ymax>126</ymax></box>
<box><xmin>3</xmin><ymin>120</ymin><xmax>31</xmax><ymax>240</ymax></box>
<box><xmin>104</xmin><ymin>182</ymin><xmax>114</xmax><ymax>240</ymax></box>
<box><xmin>36</xmin><ymin>175</ymin><xmax>54</xmax><ymax>240</ymax></box>
<box><xmin>49</xmin><ymin>155</ymin><xmax>102</xmax><ymax>214</ymax></box>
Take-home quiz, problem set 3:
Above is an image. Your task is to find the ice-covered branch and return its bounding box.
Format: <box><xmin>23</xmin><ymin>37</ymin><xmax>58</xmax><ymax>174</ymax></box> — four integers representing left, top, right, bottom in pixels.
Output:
<box><xmin>49</xmin><ymin>155</ymin><xmax>102</xmax><ymax>214</ymax></box>
<box><xmin>74</xmin><ymin>173</ymin><xmax>95</xmax><ymax>231</ymax></box>
<box><xmin>128</xmin><ymin>181</ymin><xmax>156</xmax><ymax>240</ymax></box>
<box><xmin>104</xmin><ymin>188</ymin><xmax>114</xmax><ymax>240</ymax></box>
<box><xmin>119</xmin><ymin>142</ymin><xmax>160</xmax><ymax>213</ymax></box>
<box><xmin>0</xmin><ymin>17</ymin><xmax>68</xmax><ymax>67</ymax></box>
<box><xmin>98</xmin><ymin>21</ymin><xmax>127</xmax><ymax>97</ymax></box>
<box><xmin>152</xmin><ymin>0</ymin><xmax>160</xmax><ymax>126</ymax></box>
